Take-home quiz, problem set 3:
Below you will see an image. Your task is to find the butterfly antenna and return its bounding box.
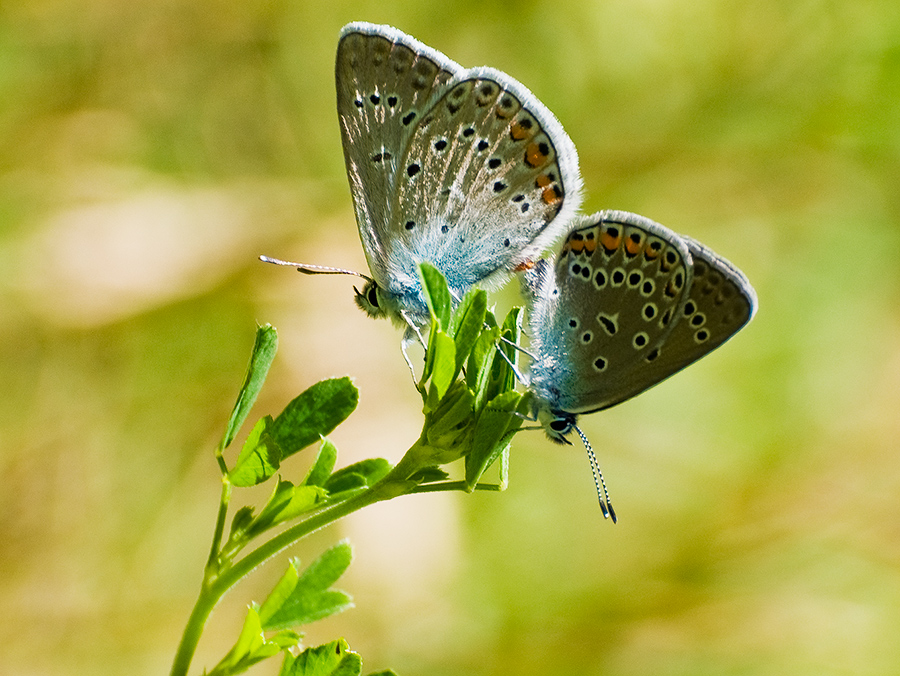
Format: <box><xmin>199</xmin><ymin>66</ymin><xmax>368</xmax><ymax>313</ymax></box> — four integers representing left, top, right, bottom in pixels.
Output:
<box><xmin>573</xmin><ymin>425</ymin><xmax>617</xmax><ymax>523</ymax></box>
<box><xmin>258</xmin><ymin>256</ymin><xmax>375</xmax><ymax>282</ymax></box>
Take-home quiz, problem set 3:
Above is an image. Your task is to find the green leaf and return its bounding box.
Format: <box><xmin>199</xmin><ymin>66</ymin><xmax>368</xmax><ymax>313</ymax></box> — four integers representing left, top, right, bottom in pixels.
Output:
<box><xmin>303</xmin><ymin>439</ymin><xmax>338</xmax><ymax>487</ymax></box>
<box><xmin>449</xmin><ymin>288</ymin><xmax>487</xmax><ymax>372</ymax></box>
<box><xmin>420</xmin><ymin>262</ymin><xmax>451</xmax><ymax>331</ymax></box>
<box><xmin>228</xmin><ymin>416</ymin><xmax>282</xmax><ymax>487</ymax></box>
<box><xmin>260</xmin><ymin>541</ymin><xmax>354</xmax><ymax>631</ymax></box>
<box><xmin>229</xmin><ymin>506</ymin><xmax>255</xmax><ymax>539</ymax></box>
<box><xmin>424</xmin><ymin>331</ymin><xmax>457</xmax><ymax>405</ymax></box>
<box><xmin>322</xmin><ymin>473</ymin><xmax>368</xmax><ymax>495</ymax></box>
<box><xmin>409</xmin><ymin>466</ymin><xmax>450</xmax><ymax>483</ymax></box>
<box><xmin>468</xmin><ymin>327</ymin><xmax>500</xmax><ymax>410</ymax></box>
<box><xmin>366</xmin><ymin>672</ymin><xmax>399</xmax><ymax>676</ymax></box>
<box><xmin>248</xmin><ymin>479</ymin><xmax>326</xmax><ymax>536</ymax></box>
<box><xmin>324</xmin><ymin>459</ymin><xmax>391</xmax><ymax>493</ymax></box>
<box><xmin>465</xmin><ymin>390</ymin><xmax>527</xmax><ymax>489</ymax></box>
<box><xmin>484</xmin><ymin>306</ymin><xmax>521</xmax><ymax>402</ymax></box>
<box><xmin>271</xmin><ymin>378</ymin><xmax>359</xmax><ymax>459</ymax></box>
<box><xmin>279</xmin><ymin>639</ymin><xmax>362</xmax><ymax>676</ymax></box>
<box><xmin>424</xmin><ymin>380</ymin><xmax>474</xmax><ymax>455</ymax></box>
<box><xmin>223</xmin><ymin>325</ymin><xmax>278</xmax><ymax>449</ymax></box>
<box><xmin>208</xmin><ymin>605</ymin><xmax>301</xmax><ymax>676</ymax></box>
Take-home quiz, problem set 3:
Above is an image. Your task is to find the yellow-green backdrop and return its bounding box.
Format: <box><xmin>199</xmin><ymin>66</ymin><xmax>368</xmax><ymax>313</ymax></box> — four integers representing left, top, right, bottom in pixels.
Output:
<box><xmin>2</xmin><ymin>1</ymin><xmax>898</xmax><ymax>674</ymax></box>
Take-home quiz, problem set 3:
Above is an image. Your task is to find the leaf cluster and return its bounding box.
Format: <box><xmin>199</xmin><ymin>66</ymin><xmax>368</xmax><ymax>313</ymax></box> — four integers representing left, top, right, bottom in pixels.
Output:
<box><xmin>172</xmin><ymin>264</ymin><xmax>529</xmax><ymax>676</ymax></box>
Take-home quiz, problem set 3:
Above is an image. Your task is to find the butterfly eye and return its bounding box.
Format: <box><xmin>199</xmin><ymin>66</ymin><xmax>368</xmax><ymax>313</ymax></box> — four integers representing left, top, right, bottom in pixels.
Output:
<box><xmin>549</xmin><ymin>419</ymin><xmax>569</xmax><ymax>433</ymax></box>
<box><xmin>367</xmin><ymin>285</ymin><xmax>380</xmax><ymax>308</ymax></box>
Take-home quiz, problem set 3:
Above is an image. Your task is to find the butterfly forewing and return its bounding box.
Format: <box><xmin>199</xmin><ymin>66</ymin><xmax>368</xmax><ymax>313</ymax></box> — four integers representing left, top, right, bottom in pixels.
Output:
<box><xmin>336</xmin><ymin>24</ymin><xmax>463</xmax><ymax>284</ymax></box>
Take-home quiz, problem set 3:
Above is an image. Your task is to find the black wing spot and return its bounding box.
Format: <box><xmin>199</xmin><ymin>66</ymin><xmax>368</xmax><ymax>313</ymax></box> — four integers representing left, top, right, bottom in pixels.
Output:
<box><xmin>598</xmin><ymin>315</ymin><xmax>616</xmax><ymax>335</ymax></box>
<box><xmin>407</xmin><ymin>163</ymin><xmax>421</xmax><ymax>177</ymax></box>
<box><xmin>405</xmin><ymin>220</ymin><xmax>415</xmax><ymax>230</ymax></box>
<box><xmin>402</xmin><ymin>111</ymin><xmax>416</xmax><ymax>125</ymax></box>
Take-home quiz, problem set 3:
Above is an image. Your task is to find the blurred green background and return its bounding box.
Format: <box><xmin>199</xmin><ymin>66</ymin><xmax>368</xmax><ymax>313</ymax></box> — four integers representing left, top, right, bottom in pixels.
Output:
<box><xmin>2</xmin><ymin>0</ymin><xmax>899</xmax><ymax>674</ymax></box>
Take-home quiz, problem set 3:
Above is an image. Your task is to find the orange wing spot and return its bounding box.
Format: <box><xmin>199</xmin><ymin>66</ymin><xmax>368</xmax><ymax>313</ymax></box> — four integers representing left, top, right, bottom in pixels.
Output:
<box><xmin>535</xmin><ymin>174</ymin><xmax>552</xmax><ymax>188</ymax></box>
<box><xmin>644</xmin><ymin>243</ymin><xmax>661</xmax><ymax>260</ymax></box>
<box><xmin>600</xmin><ymin>230</ymin><xmax>622</xmax><ymax>252</ymax></box>
<box><xmin>584</xmin><ymin>238</ymin><xmax>597</xmax><ymax>253</ymax></box>
<box><xmin>625</xmin><ymin>235</ymin><xmax>643</xmax><ymax>256</ymax></box>
<box><xmin>525</xmin><ymin>142</ymin><xmax>548</xmax><ymax>167</ymax></box>
<box><xmin>541</xmin><ymin>186</ymin><xmax>561</xmax><ymax>205</ymax></box>
<box><xmin>514</xmin><ymin>259</ymin><xmax>536</xmax><ymax>272</ymax></box>
<box><xmin>510</xmin><ymin>121</ymin><xmax>530</xmax><ymax>141</ymax></box>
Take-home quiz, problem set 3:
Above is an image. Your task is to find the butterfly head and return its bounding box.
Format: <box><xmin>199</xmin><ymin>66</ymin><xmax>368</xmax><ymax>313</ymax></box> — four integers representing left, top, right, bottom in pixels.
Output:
<box><xmin>536</xmin><ymin>406</ymin><xmax>577</xmax><ymax>445</ymax></box>
<box><xmin>353</xmin><ymin>279</ymin><xmax>392</xmax><ymax>320</ymax></box>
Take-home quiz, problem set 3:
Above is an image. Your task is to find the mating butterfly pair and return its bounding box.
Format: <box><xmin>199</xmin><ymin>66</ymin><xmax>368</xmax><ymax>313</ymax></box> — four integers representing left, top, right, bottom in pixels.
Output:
<box><xmin>263</xmin><ymin>23</ymin><xmax>757</xmax><ymax>518</ymax></box>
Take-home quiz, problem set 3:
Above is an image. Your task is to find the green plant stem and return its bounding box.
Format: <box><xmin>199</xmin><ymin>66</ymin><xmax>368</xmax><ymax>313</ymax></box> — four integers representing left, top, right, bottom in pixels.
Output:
<box><xmin>206</xmin><ymin>479</ymin><xmax>232</xmax><ymax>572</ymax></box>
<box><xmin>169</xmin><ymin>436</ymin><xmax>435</xmax><ymax>676</ymax></box>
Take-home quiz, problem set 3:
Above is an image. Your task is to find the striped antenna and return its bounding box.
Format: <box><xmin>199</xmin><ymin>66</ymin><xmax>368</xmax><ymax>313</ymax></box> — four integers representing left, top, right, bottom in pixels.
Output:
<box><xmin>574</xmin><ymin>425</ymin><xmax>617</xmax><ymax>523</ymax></box>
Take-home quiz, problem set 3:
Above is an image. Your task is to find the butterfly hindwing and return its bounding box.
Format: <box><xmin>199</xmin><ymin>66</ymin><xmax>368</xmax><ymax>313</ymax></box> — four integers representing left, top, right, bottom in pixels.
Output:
<box><xmin>527</xmin><ymin>211</ymin><xmax>694</xmax><ymax>414</ymax></box>
<box><xmin>632</xmin><ymin>235</ymin><xmax>757</xmax><ymax>387</ymax></box>
<box><xmin>527</xmin><ymin>208</ymin><xmax>759</xmax><ymax>423</ymax></box>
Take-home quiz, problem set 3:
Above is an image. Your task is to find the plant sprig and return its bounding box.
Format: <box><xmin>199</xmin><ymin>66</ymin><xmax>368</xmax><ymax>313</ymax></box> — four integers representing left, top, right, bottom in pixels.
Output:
<box><xmin>170</xmin><ymin>263</ymin><xmax>528</xmax><ymax>676</ymax></box>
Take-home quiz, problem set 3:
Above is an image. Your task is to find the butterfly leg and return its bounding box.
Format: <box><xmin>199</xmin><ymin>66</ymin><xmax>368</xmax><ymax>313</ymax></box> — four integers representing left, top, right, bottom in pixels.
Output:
<box><xmin>494</xmin><ymin>342</ymin><xmax>528</xmax><ymax>385</ymax></box>
<box><xmin>400</xmin><ymin>326</ymin><xmax>420</xmax><ymax>383</ymax></box>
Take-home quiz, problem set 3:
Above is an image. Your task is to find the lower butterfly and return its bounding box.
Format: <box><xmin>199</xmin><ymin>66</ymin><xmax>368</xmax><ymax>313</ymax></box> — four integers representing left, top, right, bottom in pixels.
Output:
<box><xmin>523</xmin><ymin>210</ymin><xmax>758</xmax><ymax>521</ymax></box>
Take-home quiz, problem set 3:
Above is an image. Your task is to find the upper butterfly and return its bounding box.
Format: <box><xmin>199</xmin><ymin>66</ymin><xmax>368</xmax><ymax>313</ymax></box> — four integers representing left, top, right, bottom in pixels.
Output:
<box><xmin>525</xmin><ymin>210</ymin><xmax>758</xmax><ymax>443</ymax></box>
<box><xmin>264</xmin><ymin>22</ymin><xmax>581</xmax><ymax>332</ymax></box>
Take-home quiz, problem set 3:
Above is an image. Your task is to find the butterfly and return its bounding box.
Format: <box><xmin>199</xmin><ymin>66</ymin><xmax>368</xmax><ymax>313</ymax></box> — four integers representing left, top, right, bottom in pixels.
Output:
<box><xmin>523</xmin><ymin>210</ymin><xmax>758</xmax><ymax>520</ymax></box>
<box><xmin>262</xmin><ymin>22</ymin><xmax>582</xmax><ymax>340</ymax></box>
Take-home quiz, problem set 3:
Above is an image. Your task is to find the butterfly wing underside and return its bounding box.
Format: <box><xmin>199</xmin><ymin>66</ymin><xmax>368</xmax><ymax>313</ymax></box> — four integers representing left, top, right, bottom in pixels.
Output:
<box><xmin>628</xmin><ymin>236</ymin><xmax>757</xmax><ymax>392</ymax></box>
<box><xmin>528</xmin><ymin>211</ymin><xmax>757</xmax><ymax>415</ymax></box>
<box><xmin>528</xmin><ymin>211</ymin><xmax>694</xmax><ymax>413</ymax></box>
<box><xmin>336</xmin><ymin>23</ymin><xmax>463</xmax><ymax>290</ymax></box>
<box><xmin>336</xmin><ymin>23</ymin><xmax>582</xmax><ymax>304</ymax></box>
